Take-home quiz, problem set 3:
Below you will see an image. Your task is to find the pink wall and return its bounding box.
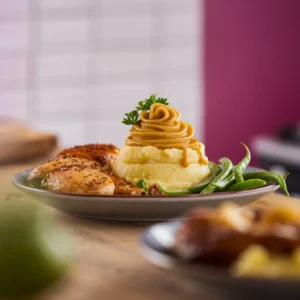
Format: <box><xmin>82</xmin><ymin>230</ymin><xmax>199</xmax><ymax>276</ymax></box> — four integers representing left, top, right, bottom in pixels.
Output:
<box><xmin>205</xmin><ymin>0</ymin><xmax>300</xmax><ymax>164</ymax></box>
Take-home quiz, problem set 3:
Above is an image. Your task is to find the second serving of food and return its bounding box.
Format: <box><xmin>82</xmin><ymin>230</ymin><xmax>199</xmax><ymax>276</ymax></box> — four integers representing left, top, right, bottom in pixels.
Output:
<box><xmin>28</xmin><ymin>94</ymin><xmax>289</xmax><ymax>196</ymax></box>
<box><xmin>175</xmin><ymin>198</ymin><xmax>300</xmax><ymax>278</ymax></box>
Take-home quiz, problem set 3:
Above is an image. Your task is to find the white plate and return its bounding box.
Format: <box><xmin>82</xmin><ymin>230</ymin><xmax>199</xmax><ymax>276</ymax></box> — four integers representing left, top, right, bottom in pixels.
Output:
<box><xmin>12</xmin><ymin>167</ymin><xmax>279</xmax><ymax>221</ymax></box>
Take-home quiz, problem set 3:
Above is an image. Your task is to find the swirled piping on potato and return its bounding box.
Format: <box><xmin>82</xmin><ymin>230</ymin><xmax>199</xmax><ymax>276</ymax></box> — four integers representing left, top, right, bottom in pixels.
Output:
<box><xmin>125</xmin><ymin>103</ymin><xmax>208</xmax><ymax>167</ymax></box>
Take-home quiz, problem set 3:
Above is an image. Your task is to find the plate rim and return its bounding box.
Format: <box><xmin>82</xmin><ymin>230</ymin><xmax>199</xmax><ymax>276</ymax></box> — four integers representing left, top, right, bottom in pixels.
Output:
<box><xmin>12</xmin><ymin>168</ymin><xmax>279</xmax><ymax>202</ymax></box>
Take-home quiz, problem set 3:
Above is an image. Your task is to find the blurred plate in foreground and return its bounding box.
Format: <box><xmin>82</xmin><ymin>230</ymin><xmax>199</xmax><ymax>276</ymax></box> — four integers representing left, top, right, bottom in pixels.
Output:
<box><xmin>140</xmin><ymin>221</ymin><xmax>300</xmax><ymax>300</ymax></box>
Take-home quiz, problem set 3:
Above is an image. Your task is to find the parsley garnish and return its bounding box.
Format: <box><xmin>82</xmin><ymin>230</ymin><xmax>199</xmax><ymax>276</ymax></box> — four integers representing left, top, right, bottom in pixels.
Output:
<box><xmin>137</xmin><ymin>179</ymin><xmax>148</xmax><ymax>194</ymax></box>
<box><xmin>122</xmin><ymin>110</ymin><xmax>140</xmax><ymax>126</ymax></box>
<box><xmin>135</xmin><ymin>94</ymin><xmax>168</xmax><ymax>111</ymax></box>
<box><xmin>122</xmin><ymin>94</ymin><xmax>169</xmax><ymax>126</ymax></box>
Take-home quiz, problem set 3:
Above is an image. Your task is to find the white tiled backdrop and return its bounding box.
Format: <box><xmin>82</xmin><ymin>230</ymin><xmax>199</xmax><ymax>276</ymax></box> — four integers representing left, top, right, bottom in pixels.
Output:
<box><xmin>0</xmin><ymin>0</ymin><xmax>204</xmax><ymax>147</ymax></box>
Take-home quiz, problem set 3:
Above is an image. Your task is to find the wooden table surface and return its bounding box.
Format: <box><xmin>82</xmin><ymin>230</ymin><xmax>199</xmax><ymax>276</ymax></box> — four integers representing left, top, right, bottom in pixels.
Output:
<box><xmin>0</xmin><ymin>160</ymin><xmax>291</xmax><ymax>300</ymax></box>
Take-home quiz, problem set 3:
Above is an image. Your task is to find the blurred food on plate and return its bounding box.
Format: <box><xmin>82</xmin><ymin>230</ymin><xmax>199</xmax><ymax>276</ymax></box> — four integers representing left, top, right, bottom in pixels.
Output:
<box><xmin>232</xmin><ymin>244</ymin><xmax>300</xmax><ymax>278</ymax></box>
<box><xmin>175</xmin><ymin>198</ymin><xmax>300</xmax><ymax>278</ymax></box>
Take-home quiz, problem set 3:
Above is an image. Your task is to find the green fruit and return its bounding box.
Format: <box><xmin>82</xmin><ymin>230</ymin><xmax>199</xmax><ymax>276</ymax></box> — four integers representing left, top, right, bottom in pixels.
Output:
<box><xmin>0</xmin><ymin>204</ymin><xmax>73</xmax><ymax>298</ymax></box>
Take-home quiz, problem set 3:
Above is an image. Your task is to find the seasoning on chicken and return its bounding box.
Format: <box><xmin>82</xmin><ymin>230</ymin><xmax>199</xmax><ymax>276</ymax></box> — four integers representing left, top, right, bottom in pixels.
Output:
<box><xmin>28</xmin><ymin>144</ymin><xmax>146</xmax><ymax>196</ymax></box>
<box><xmin>28</xmin><ymin>155</ymin><xmax>144</xmax><ymax>196</ymax></box>
<box><xmin>56</xmin><ymin>144</ymin><xmax>119</xmax><ymax>170</ymax></box>
<box><xmin>42</xmin><ymin>165</ymin><xmax>114</xmax><ymax>195</ymax></box>
<box><xmin>28</xmin><ymin>157</ymin><xmax>100</xmax><ymax>186</ymax></box>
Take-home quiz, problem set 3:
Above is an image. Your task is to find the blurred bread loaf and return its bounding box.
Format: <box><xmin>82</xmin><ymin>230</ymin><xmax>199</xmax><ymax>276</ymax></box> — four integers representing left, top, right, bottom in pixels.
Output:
<box><xmin>0</xmin><ymin>119</ymin><xmax>57</xmax><ymax>164</ymax></box>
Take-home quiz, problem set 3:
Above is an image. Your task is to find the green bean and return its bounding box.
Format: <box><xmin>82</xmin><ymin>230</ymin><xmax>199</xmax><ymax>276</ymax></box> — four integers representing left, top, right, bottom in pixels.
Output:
<box><xmin>215</xmin><ymin>143</ymin><xmax>251</xmax><ymax>191</ymax></box>
<box><xmin>201</xmin><ymin>158</ymin><xmax>233</xmax><ymax>194</ymax></box>
<box><xmin>215</xmin><ymin>171</ymin><xmax>236</xmax><ymax>191</ymax></box>
<box><xmin>243</xmin><ymin>171</ymin><xmax>290</xmax><ymax>196</ymax></box>
<box><xmin>234</xmin><ymin>143</ymin><xmax>251</xmax><ymax>183</ymax></box>
<box><xmin>159</xmin><ymin>185</ymin><xmax>192</xmax><ymax>195</ymax></box>
<box><xmin>189</xmin><ymin>161</ymin><xmax>222</xmax><ymax>193</ymax></box>
<box><xmin>215</xmin><ymin>166</ymin><xmax>248</xmax><ymax>191</ymax></box>
<box><xmin>227</xmin><ymin>179</ymin><xmax>266</xmax><ymax>192</ymax></box>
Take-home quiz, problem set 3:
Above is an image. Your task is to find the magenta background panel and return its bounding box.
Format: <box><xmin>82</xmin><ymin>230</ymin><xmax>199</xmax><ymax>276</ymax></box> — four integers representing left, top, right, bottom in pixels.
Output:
<box><xmin>204</xmin><ymin>0</ymin><xmax>300</xmax><ymax>163</ymax></box>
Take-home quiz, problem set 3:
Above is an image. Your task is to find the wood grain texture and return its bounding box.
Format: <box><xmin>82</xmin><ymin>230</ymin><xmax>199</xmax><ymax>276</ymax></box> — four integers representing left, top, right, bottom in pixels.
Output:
<box><xmin>0</xmin><ymin>160</ymin><xmax>291</xmax><ymax>300</ymax></box>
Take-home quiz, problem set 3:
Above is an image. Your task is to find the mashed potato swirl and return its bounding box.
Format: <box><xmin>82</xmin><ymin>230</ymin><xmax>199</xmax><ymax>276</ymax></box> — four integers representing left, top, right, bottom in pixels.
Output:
<box><xmin>114</xmin><ymin>102</ymin><xmax>210</xmax><ymax>191</ymax></box>
<box><xmin>126</xmin><ymin>103</ymin><xmax>208</xmax><ymax>167</ymax></box>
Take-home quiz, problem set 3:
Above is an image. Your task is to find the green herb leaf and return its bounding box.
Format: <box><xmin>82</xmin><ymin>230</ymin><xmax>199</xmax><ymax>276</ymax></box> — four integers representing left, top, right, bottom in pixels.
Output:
<box><xmin>137</xmin><ymin>179</ymin><xmax>148</xmax><ymax>194</ymax></box>
<box><xmin>122</xmin><ymin>110</ymin><xmax>140</xmax><ymax>125</ymax></box>
<box><xmin>136</xmin><ymin>94</ymin><xmax>169</xmax><ymax>111</ymax></box>
<box><xmin>122</xmin><ymin>94</ymin><xmax>169</xmax><ymax>126</ymax></box>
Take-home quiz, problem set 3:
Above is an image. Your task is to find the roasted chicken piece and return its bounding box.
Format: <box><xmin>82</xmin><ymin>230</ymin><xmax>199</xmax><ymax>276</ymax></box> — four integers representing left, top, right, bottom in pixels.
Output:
<box><xmin>42</xmin><ymin>165</ymin><xmax>114</xmax><ymax>195</ymax></box>
<box><xmin>28</xmin><ymin>157</ymin><xmax>100</xmax><ymax>186</ymax></box>
<box><xmin>56</xmin><ymin>144</ymin><xmax>119</xmax><ymax>170</ymax></box>
<box><xmin>28</xmin><ymin>143</ymin><xmax>147</xmax><ymax>196</ymax></box>
<box><xmin>28</xmin><ymin>157</ymin><xmax>113</xmax><ymax>195</ymax></box>
<box><xmin>28</xmin><ymin>155</ymin><xmax>145</xmax><ymax>196</ymax></box>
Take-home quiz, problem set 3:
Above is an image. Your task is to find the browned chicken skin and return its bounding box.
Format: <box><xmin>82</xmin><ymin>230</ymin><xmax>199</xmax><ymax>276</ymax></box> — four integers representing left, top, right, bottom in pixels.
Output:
<box><xmin>56</xmin><ymin>144</ymin><xmax>145</xmax><ymax>196</ymax></box>
<box><xmin>42</xmin><ymin>165</ymin><xmax>114</xmax><ymax>195</ymax></box>
<box><xmin>28</xmin><ymin>143</ymin><xmax>146</xmax><ymax>196</ymax></box>
<box><xmin>28</xmin><ymin>157</ymin><xmax>100</xmax><ymax>182</ymax></box>
<box><xmin>56</xmin><ymin>144</ymin><xmax>119</xmax><ymax>170</ymax></box>
<box><xmin>107</xmin><ymin>173</ymin><xmax>145</xmax><ymax>196</ymax></box>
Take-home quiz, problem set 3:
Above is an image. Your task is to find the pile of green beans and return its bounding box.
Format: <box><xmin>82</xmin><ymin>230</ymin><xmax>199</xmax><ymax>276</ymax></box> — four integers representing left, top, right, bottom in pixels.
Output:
<box><xmin>159</xmin><ymin>143</ymin><xmax>289</xmax><ymax>196</ymax></box>
<box><xmin>187</xmin><ymin>143</ymin><xmax>290</xmax><ymax>196</ymax></box>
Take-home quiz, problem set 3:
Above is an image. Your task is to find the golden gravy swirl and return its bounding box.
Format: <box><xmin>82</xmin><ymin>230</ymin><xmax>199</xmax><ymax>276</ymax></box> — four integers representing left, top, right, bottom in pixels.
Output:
<box><xmin>125</xmin><ymin>103</ymin><xmax>208</xmax><ymax>167</ymax></box>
